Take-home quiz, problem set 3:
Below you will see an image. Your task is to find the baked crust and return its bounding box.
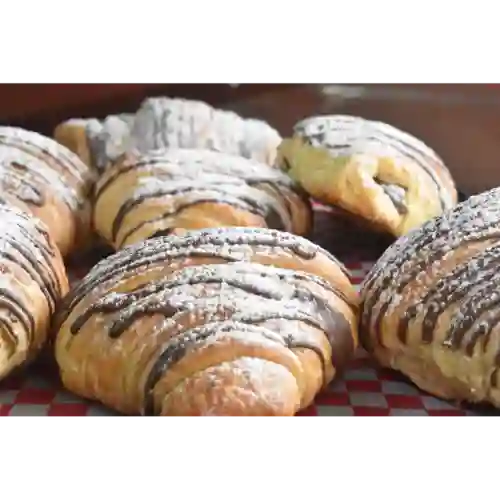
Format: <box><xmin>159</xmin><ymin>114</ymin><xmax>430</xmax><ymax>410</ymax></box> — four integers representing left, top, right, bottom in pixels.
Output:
<box><xmin>131</xmin><ymin>97</ymin><xmax>282</xmax><ymax>166</ymax></box>
<box><xmin>53</xmin><ymin>115</ymin><xmax>134</xmax><ymax>174</ymax></box>
<box><xmin>276</xmin><ymin>115</ymin><xmax>458</xmax><ymax>237</ymax></box>
<box><xmin>53</xmin><ymin>97</ymin><xmax>282</xmax><ymax>172</ymax></box>
<box><xmin>93</xmin><ymin>148</ymin><xmax>312</xmax><ymax>250</ymax></box>
<box><xmin>0</xmin><ymin>126</ymin><xmax>96</xmax><ymax>256</ymax></box>
<box><xmin>54</xmin><ymin>227</ymin><xmax>358</xmax><ymax>416</ymax></box>
<box><xmin>359</xmin><ymin>187</ymin><xmax>500</xmax><ymax>407</ymax></box>
<box><xmin>0</xmin><ymin>204</ymin><xmax>68</xmax><ymax>380</ymax></box>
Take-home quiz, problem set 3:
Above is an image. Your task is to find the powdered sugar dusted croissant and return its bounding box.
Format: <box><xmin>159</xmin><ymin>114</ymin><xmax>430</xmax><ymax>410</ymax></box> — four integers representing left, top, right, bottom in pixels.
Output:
<box><xmin>0</xmin><ymin>127</ymin><xmax>95</xmax><ymax>256</ymax></box>
<box><xmin>53</xmin><ymin>114</ymin><xmax>135</xmax><ymax>174</ymax></box>
<box><xmin>277</xmin><ymin>115</ymin><xmax>458</xmax><ymax>237</ymax></box>
<box><xmin>359</xmin><ymin>187</ymin><xmax>500</xmax><ymax>408</ymax></box>
<box><xmin>130</xmin><ymin>97</ymin><xmax>282</xmax><ymax>166</ymax></box>
<box><xmin>54</xmin><ymin>227</ymin><xmax>358</xmax><ymax>416</ymax></box>
<box><xmin>93</xmin><ymin>148</ymin><xmax>312</xmax><ymax>250</ymax></box>
<box><xmin>0</xmin><ymin>204</ymin><xmax>69</xmax><ymax>380</ymax></box>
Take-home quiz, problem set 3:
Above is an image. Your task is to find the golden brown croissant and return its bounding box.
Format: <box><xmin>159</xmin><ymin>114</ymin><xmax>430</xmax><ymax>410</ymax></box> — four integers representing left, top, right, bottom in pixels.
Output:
<box><xmin>0</xmin><ymin>204</ymin><xmax>69</xmax><ymax>381</ymax></box>
<box><xmin>359</xmin><ymin>187</ymin><xmax>500</xmax><ymax>408</ymax></box>
<box><xmin>54</xmin><ymin>97</ymin><xmax>282</xmax><ymax>172</ymax></box>
<box><xmin>93</xmin><ymin>148</ymin><xmax>312</xmax><ymax>250</ymax></box>
<box><xmin>276</xmin><ymin>114</ymin><xmax>458</xmax><ymax>237</ymax></box>
<box><xmin>54</xmin><ymin>227</ymin><xmax>358</xmax><ymax>416</ymax></box>
<box><xmin>0</xmin><ymin>126</ymin><xmax>95</xmax><ymax>256</ymax></box>
<box><xmin>53</xmin><ymin>114</ymin><xmax>135</xmax><ymax>174</ymax></box>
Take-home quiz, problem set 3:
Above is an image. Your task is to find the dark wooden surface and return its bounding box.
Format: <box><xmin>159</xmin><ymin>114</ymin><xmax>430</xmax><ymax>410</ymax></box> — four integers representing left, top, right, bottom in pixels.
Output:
<box><xmin>0</xmin><ymin>84</ymin><xmax>298</xmax><ymax>131</ymax></box>
<box><xmin>1</xmin><ymin>83</ymin><xmax>499</xmax><ymax>194</ymax></box>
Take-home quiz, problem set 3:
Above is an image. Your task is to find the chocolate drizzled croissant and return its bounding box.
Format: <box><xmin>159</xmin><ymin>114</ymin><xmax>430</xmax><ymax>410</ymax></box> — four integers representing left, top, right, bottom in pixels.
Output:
<box><xmin>130</xmin><ymin>97</ymin><xmax>282</xmax><ymax>166</ymax></box>
<box><xmin>54</xmin><ymin>227</ymin><xmax>357</xmax><ymax>416</ymax></box>
<box><xmin>0</xmin><ymin>204</ymin><xmax>68</xmax><ymax>380</ymax></box>
<box><xmin>359</xmin><ymin>187</ymin><xmax>500</xmax><ymax>408</ymax></box>
<box><xmin>54</xmin><ymin>97</ymin><xmax>282</xmax><ymax>173</ymax></box>
<box><xmin>276</xmin><ymin>115</ymin><xmax>458</xmax><ymax>237</ymax></box>
<box><xmin>0</xmin><ymin>127</ymin><xmax>96</xmax><ymax>256</ymax></box>
<box><xmin>93</xmin><ymin>148</ymin><xmax>312</xmax><ymax>250</ymax></box>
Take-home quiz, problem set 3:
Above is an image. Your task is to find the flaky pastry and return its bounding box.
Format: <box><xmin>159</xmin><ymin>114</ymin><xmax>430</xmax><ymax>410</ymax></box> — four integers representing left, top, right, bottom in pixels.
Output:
<box><xmin>53</xmin><ymin>114</ymin><xmax>135</xmax><ymax>174</ymax></box>
<box><xmin>130</xmin><ymin>97</ymin><xmax>282</xmax><ymax>166</ymax></box>
<box><xmin>0</xmin><ymin>126</ymin><xmax>95</xmax><ymax>256</ymax></box>
<box><xmin>54</xmin><ymin>97</ymin><xmax>282</xmax><ymax>172</ymax></box>
<box><xmin>360</xmin><ymin>187</ymin><xmax>500</xmax><ymax>408</ymax></box>
<box><xmin>276</xmin><ymin>114</ymin><xmax>458</xmax><ymax>237</ymax></box>
<box><xmin>0</xmin><ymin>204</ymin><xmax>69</xmax><ymax>380</ymax></box>
<box><xmin>93</xmin><ymin>148</ymin><xmax>312</xmax><ymax>250</ymax></box>
<box><xmin>54</xmin><ymin>227</ymin><xmax>358</xmax><ymax>416</ymax></box>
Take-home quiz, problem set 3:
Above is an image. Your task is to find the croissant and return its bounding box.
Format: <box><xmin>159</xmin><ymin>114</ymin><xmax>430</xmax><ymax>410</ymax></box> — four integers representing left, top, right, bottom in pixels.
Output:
<box><xmin>0</xmin><ymin>204</ymin><xmax>69</xmax><ymax>381</ymax></box>
<box><xmin>53</xmin><ymin>114</ymin><xmax>135</xmax><ymax>174</ymax></box>
<box><xmin>0</xmin><ymin>126</ymin><xmax>95</xmax><ymax>256</ymax></box>
<box><xmin>359</xmin><ymin>187</ymin><xmax>500</xmax><ymax>408</ymax></box>
<box><xmin>54</xmin><ymin>227</ymin><xmax>358</xmax><ymax>416</ymax></box>
<box><xmin>276</xmin><ymin>115</ymin><xmax>458</xmax><ymax>237</ymax></box>
<box><xmin>93</xmin><ymin>148</ymin><xmax>312</xmax><ymax>250</ymax></box>
<box><xmin>54</xmin><ymin>97</ymin><xmax>282</xmax><ymax>172</ymax></box>
<box><xmin>130</xmin><ymin>97</ymin><xmax>282</xmax><ymax>166</ymax></box>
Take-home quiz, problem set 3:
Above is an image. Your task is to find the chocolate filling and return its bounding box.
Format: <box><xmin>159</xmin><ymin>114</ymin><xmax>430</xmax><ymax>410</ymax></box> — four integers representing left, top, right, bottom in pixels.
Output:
<box><xmin>374</xmin><ymin>178</ymin><xmax>408</xmax><ymax>215</ymax></box>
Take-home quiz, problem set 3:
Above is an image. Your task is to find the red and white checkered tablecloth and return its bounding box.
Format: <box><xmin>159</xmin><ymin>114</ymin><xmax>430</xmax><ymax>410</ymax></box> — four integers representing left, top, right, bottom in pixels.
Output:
<box><xmin>0</xmin><ymin>207</ymin><xmax>489</xmax><ymax>416</ymax></box>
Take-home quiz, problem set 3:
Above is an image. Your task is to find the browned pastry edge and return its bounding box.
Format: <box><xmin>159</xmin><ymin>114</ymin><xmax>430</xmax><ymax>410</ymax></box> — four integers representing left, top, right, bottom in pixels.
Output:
<box><xmin>0</xmin><ymin>126</ymin><xmax>95</xmax><ymax>257</ymax></box>
<box><xmin>92</xmin><ymin>148</ymin><xmax>313</xmax><ymax>250</ymax></box>
<box><xmin>54</xmin><ymin>227</ymin><xmax>358</xmax><ymax>416</ymax></box>
<box><xmin>53</xmin><ymin>119</ymin><xmax>94</xmax><ymax>169</ymax></box>
<box><xmin>359</xmin><ymin>187</ymin><xmax>500</xmax><ymax>408</ymax></box>
<box><xmin>276</xmin><ymin>114</ymin><xmax>458</xmax><ymax>238</ymax></box>
<box><xmin>0</xmin><ymin>204</ymin><xmax>69</xmax><ymax>381</ymax></box>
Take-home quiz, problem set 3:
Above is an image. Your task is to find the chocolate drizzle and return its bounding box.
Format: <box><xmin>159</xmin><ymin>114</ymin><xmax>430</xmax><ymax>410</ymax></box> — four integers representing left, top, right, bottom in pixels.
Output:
<box><xmin>2</xmin><ymin>225</ymin><xmax>61</xmax><ymax>314</ymax></box>
<box><xmin>110</xmin><ymin>179</ymin><xmax>289</xmax><ymax>245</ymax></box>
<box><xmin>129</xmin><ymin>97</ymin><xmax>282</xmax><ymax>165</ymax></box>
<box><xmin>360</xmin><ymin>187</ymin><xmax>500</xmax><ymax>383</ymax></box>
<box><xmin>375</xmin><ymin>180</ymin><xmax>408</xmax><ymax>215</ymax></box>
<box><xmin>56</xmin><ymin>227</ymin><xmax>350</xmax><ymax>332</ymax></box>
<box><xmin>4</xmin><ymin>161</ymin><xmax>45</xmax><ymax>206</ymax></box>
<box><xmin>0</xmin><ymin>127</ymin><xmax>93</xmax><ymax>213</ymax></box>
<box><xmin>0</xmin><ymin>287</ymin><xmax>34</xmax><ymax>340</ymax></box>
<box><xmin>56</xmin><ymin>227</ymin><xmax>355</xmax><ymax>416</ymax></box>
<box><xmin>294</xmin><ymin>115</ymin><xmax>456</xmax><ymax>211</ymax></box>
<box><xmin>0</xmin><ymin>204</ymin><xmax>66</xmax><ymax>362</ymax></box>
<box><xmin>70</xmin><ymin>261</ymin><xmax>355</xmax><ymax>337</ymax></box>
<box><xmin>361</xmin><ymin>190</ymin><xmax>500</xmax><ymax>346</ymax></box>
<box><xmin>63</xmin><ymin>259</ymin><xmax>353</xmax><ymax>416</ymax></box>
<box><xmin>94</xmin><ymin>148</ymin><xmax>306</xmax><ymax>245</ymax></box>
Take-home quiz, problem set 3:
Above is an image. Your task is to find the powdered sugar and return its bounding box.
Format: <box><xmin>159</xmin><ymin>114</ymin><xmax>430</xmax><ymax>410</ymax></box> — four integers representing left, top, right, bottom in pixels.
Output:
<box><xmin>130</xmin><ymin>97</ymin><xmax>282</xmax><ymax>165</ymax></box>
<box><xmin>95</xmin><ymin>147</ymin><xmax>308</xmax><ymax>245</ymax></box>
<box><xmin>0</xmin><ymin>127</ymin><xmax>94</xmax><ymax>218</ymax></box>
<box><xmin>360</xmin><ymin>186</ymin><xmax>500</xmax><ymax>360</ymax></box>
<box><xmin>292</xmin><ymin>114</ymin><xmax>456</xmax><ymax>210</ymax></box>
<box><xmin>57</xmin><ymin>227</ymin><xmax>355</xmax><ymax>415</ymax></box>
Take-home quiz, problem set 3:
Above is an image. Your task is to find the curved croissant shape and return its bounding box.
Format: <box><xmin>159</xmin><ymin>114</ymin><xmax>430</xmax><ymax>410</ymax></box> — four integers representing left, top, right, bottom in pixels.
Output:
<box><xmin>54</xmin><ymin>227</ymin><xmax>358</xmax><ymax>416</ymax></box>
<box><xmin>359</xmin><ymin>187</ymin><xmax>500</xmax><ymax>408</ymax></box>
<box><xmin>130</xmin><ymin>97</ymin><xmax>282</xmax><ymax>166</ymax></box>
<box><xmin>53</xmin><ymin>97</ymin><xmax>282</xmax><ymax>173</ymax></box>
<box><xmin>93</xmin><ymin>148</ymin><xmax>312</xmax><ymax>250</ymax></box>
<box><xmin>276</xmin><ymin>114</ymin><xmax>458</xmax><ymax>237</ymax></box>
<box><xmin>0</xmin><ymin>204</ymin><xmax>69</xmax><ymax>380</ymax></box>
<box><xmin>0</xmin><ymin>126</ymin><xmax>95</xmax><ymax>256</ymax></box>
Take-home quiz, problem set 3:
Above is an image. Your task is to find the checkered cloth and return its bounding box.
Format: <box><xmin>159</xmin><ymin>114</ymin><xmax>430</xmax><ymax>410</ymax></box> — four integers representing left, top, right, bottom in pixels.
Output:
<box><xmin>0</xmin><ymin>206</ymin><xmax>490</xmax><ymax>416</ymax></box>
